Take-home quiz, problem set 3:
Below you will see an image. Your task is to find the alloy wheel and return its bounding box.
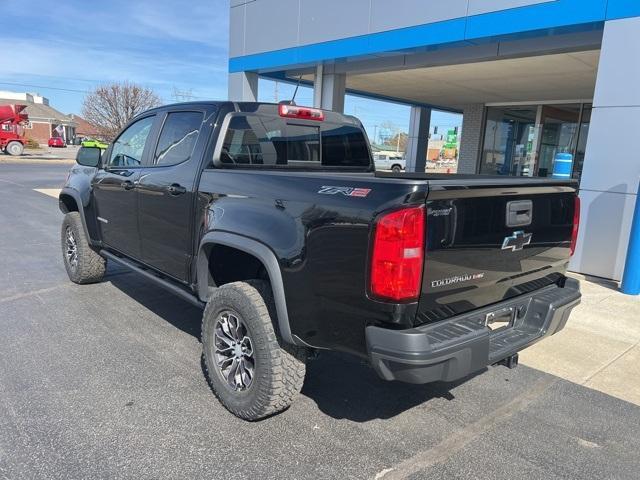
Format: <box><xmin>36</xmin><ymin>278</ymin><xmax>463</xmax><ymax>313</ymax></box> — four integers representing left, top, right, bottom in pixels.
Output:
<box><xmin>65</xmin><ymin>226</ymin><xmax>78</xmax><ymax>271</ymax></box>
<box><xmin>214</xmin><ymin>311</ymin><xmax>255</xmax><ymax>391</ymax></box>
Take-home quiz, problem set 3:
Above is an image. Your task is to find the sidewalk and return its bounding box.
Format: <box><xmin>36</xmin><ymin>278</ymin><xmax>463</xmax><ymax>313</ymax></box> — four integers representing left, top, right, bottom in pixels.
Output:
<box><xmin>1</xmin><ymin>147</ymin><xmax>76</xmax><ymax>164</ymax></box>
<box><xmin>520</xmin><ymin>273</ymin><xmax>640</xmax><ymax>406</ymax></box>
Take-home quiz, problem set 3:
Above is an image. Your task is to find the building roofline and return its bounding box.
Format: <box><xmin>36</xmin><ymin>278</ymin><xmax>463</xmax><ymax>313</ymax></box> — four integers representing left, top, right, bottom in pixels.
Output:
<box><xmin>229</xmin><ymin>0</ymin><xmax>638</xmax><ymax>73</ymax></box>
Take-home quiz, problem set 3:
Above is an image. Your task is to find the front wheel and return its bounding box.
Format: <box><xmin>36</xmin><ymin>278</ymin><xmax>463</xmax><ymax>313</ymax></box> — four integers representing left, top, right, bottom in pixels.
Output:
<box><xmin>391</xmin><ymin>164</ymin><xmax>402</xmax><ymax>173</ymax></box>
<box><xmin>6</xmin><ymin>141</ymin><xmax>24</xmax><ymax>156</ymax></box>
<box><xmin>61</xmin><ymin>212</ymin><xmax>106</xmax><ymax>284</ymax></box>
<box><xmin>202</xmin><ymin>281</ymin><xmax>306</xmax><ymax>420</ymax></box>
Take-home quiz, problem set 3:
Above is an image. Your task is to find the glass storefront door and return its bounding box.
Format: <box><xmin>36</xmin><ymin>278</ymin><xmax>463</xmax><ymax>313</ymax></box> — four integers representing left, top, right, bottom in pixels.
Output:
<box><xmin>479</xmin><ymin>103</ymin><xmax>592</xmax><ymax>182</ymax></box>
<box><xmin>479</xmin><ymin>106</ymin><xmax>538</xmax><ymax>176</ymax></box>
<box><xmin>537</xmin><ymin>105</ymin><xmax>581</xmax><ymax>178</ymax></box>
<box><xmin>572</xmin><ymin>105</ymin><xmax>591</xmax><ymax>180</ymax></box>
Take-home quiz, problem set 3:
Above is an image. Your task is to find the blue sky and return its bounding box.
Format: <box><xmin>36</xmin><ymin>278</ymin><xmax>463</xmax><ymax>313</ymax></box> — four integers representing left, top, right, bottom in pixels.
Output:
<box><xmin>1</xmin><ymin>0</ymin><xmax>461</xmax><ymax>141</ymax></box>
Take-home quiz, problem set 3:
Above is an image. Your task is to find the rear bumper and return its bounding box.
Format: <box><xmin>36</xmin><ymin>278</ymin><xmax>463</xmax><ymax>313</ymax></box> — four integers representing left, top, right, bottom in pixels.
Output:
<box><xmin>366</xmin><ymin>278</ymin><xmax>581</xmax><ymax>384</ymax></box>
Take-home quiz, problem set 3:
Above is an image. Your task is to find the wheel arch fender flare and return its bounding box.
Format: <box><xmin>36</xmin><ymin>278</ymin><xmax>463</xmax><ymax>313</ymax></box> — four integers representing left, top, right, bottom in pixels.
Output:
<box><xmin>58</xmin><ymin>187</ymin><xmax>92</xmax><ymax>243</ymax></box>
<box><xmin>197</xmin><ymin>231</ymin><xmax>297</xmax><ymax>345</ymax></box>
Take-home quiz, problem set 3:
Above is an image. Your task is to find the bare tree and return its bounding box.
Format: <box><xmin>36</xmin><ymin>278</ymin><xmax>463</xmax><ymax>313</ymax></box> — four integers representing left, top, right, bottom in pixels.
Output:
<box><xmin>82</xmin><ymin>82</ymin><xmax>162</xmax><ymax>141</ymax></box>
<box><xmin>384</xmin><ymin>132</ymin><xmax>408</xmax><ymax>153</ymax></box>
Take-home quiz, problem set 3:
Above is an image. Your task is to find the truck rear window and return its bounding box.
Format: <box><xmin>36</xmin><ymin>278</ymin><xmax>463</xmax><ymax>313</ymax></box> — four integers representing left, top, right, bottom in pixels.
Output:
<box><xmin>218</xmin><ymin>114</ymin><xmax>370</xmax><ymax>168</ymax></box>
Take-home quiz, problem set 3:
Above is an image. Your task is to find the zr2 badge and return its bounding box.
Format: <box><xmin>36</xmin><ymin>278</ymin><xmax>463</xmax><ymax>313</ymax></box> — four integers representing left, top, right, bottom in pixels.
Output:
<box><xmin>318</xmin><ymin>186</ymin><xmax>371</xmax><ymax>198</ymax></box>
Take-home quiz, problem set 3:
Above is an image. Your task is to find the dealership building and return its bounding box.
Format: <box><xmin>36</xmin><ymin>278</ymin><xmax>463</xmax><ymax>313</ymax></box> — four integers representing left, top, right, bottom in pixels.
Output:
<box><xmin>227</xmin><ymin>0</ymin><xmax>640</xmax><ymax>282</ymax></box>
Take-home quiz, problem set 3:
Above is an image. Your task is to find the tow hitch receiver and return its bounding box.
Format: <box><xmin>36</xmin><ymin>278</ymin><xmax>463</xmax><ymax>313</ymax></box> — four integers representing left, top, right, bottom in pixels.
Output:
<box><xmin>497</xmin><ymin>353</ymin><xmax>519</xmax><ymax>369</ymax></box>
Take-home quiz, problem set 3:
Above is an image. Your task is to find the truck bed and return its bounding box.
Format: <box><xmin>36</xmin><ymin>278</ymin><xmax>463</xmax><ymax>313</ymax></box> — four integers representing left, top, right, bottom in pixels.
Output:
<box><xmin>375</xmin><ymin>170</ymin><xmax>579</xmax><ymax>187</ymax></box>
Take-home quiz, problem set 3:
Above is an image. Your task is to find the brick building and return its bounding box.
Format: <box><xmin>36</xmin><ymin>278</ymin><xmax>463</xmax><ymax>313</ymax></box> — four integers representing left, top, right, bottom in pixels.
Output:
<box><xmin>67</xmin><ymin>114</ymin><xmax>100</xmax><ymax>141</ymax></box>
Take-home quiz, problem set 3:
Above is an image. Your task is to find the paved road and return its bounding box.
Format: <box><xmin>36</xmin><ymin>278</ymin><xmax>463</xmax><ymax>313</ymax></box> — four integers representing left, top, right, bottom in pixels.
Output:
<box><xmin>1</xmin><ymin>160</ymin><xmax>639</xmax><ymax>480</ymax></box>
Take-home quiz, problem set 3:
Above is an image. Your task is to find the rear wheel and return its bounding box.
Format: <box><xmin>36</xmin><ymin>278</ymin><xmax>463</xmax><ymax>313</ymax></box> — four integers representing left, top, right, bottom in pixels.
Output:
<box><xmin>61</xmin><ymin>212</ymin><xmax>106</xmax><ymax>284</ymax></box>
<box><xmin>6</xmin><ymin>141</ymin><xmax>23</xmax><ymax>156</ymax></box>
<box><xmin>202</xmin><ymin>281</ymin><xmax>306</xmax><ymax>420</ymax></box>
<box><xmin>391</xmin><ymin>164</ymin><xmax>402</xmax><ymax>173</ymax></box>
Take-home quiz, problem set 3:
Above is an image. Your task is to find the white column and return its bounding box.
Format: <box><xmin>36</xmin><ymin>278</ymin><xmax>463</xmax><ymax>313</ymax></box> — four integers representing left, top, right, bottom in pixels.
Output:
<box><xmin>457</xmin><ymin>104</ymin><xmax>484</xmax><ymax>174</ymax></box>
<box><xmin>313</xmin><ymin>64</ymin><xmax>324</xmax><ymax>109</ymax></box>
<box><xmin>405</xmin><ymin>106</ymin><xmax>431</xmax><ymax>173</ymax></box>
<box><xmin>569</xmin><ymin>16</ymin><xmax>640</xmax><ymax>281</ymax></box>
<box><xmin>313</xmin><ymin>64</ymin><xmax>346</xmax><ymax>113</ymax></box>
<box><xmin>228</xmin><ymin>72</ymin><xmax>259</xmax><ymax>102</ymax></box>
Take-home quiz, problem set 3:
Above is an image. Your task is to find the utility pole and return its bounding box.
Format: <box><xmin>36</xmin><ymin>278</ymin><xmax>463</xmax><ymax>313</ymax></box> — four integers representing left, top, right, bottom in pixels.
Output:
<box><xmin>172</xmin><ymin>86</ymin><xmax>194</xmax><ymax>102</ymax></box>
<box><xmin>274</xmin><ymin>81</ymin><xmax>279</xmax><ymax>103</ymax></box>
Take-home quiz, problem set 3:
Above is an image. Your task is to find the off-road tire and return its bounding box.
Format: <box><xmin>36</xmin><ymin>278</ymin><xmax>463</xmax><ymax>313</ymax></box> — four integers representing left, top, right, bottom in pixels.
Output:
<box><xmin>391</xmin><ymin>164</ymin><xmax>402</xmax><ymax>173</ymax></box>
<box><xmin>6</xmin><ymin>141</ymin><xmax>23</xmax><ymax>156</ymax></box>
<box><xmin>202</xmin><ymin>280</ymin><xmax>307</xmax><ymax>420</ymax></box>
<box><xmin>61</xmin><ymin>212</ymin><xmax>106</xmax><ymax>284</ymax></box>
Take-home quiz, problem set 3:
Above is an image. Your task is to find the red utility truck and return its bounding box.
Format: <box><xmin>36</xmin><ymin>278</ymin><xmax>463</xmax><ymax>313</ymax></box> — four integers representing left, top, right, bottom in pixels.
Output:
<box><xmin>0</xmin><ymin>104</ymin><xmax>28</xmax><ymax>156</ymax></box>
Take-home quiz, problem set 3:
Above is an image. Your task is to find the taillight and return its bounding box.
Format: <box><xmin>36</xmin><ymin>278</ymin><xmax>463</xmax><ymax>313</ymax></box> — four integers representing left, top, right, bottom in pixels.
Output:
<box><xmin>570</xmin><ymin>195</ymin><xmax>580</xmax><ymax>256</ymax></box>
<box><xmin>370</xmin><ymin>205</ymin><xmax>425</xmax><ymax>302</ymax></box>
<box><xmin>278</xmin><ymin>104</ymin><xmax>324</xmax><ymax>121</ymax></box>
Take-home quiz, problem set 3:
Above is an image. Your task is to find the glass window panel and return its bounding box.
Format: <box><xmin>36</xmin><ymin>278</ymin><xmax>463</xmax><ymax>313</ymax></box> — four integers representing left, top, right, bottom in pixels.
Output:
<box><xmin>322</xmin><ymin>124</ymin><xmax>370</xmax><ymax>167</ymax></box>
<box><xmin>479</xmin><ymin>106</ymin><xmax>538</xmax><ymax>176</ymax></box>
<box><xmin>537</xmin><ymin>105</ymin><xmax>581</xmax><ymax>178</ymax></box>
<box><xmin>108</xmin><ymin>116</ymin><xmax>155</xmax><ymax>167</ymax></box>
<box><xmin>219</xmin><ymin>114</ymin><xmax>370</xmax><ymax>168</ymax></box>
<box><xmin>154</xmin><ymin>111</ymin><xmax>203</xmax><ymax>166</ymax></box>
<box><xmin>573</xmin><ymin>105</ymin><xmax>591</xmax><ymax>181</ymax></box>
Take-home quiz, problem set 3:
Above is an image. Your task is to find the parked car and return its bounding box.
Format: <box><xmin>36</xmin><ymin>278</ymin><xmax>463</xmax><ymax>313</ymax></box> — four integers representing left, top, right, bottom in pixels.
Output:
<box><xmin>81</xmin><ymin>138</ymin><xmax>108</xmax><ymax>149</ymax></box>
<box><xmin>48</xmin><ymin>137</ymin><xmax>66</xmax><ymax>148</ymax></box>
<box><xmin>59</xmin><ymin>101</ymin><xmax>581</xmax><ymax>421</ymax></box>
<box><xmin>373</xmin><ymin>152</ymin><xmax>405</xmax><ymax>172</ymax></box>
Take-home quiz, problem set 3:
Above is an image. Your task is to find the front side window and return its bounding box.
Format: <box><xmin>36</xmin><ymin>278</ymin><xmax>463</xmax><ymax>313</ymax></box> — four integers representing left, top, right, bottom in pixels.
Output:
<box><xmin>108</xmin><ymin>116</ymin><xmax>155</xmax><ymax>167</ymax></box>
<box><xmin>154</xmin><ymin>111</ymin><xmax>203</xmax><ymax>165</ymax></box>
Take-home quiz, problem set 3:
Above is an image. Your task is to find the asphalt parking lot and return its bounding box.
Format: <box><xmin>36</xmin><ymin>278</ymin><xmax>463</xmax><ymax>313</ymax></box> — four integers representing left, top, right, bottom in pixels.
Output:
<box><xmin>1</xmin><ymin>160</ymin><xmax>639</xmax><ymax>480</ymax></box>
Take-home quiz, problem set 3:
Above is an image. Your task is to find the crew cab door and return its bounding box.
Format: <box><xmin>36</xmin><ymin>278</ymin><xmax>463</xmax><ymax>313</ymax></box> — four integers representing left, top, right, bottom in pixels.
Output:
<box><xmin>136</xmin><ymin>108</ymin><xmax>212</xmax><ymax>281</ymax></box>
<box><xmin>92</xmin><ymin>114</ymin><xmax>157</xmax><ymax>259</ymax></box>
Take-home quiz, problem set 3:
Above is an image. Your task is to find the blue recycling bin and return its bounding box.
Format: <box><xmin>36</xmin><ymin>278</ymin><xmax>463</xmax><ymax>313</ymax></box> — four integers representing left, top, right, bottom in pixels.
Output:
<box><xmin>552</xmin><ymin>152</ymin><xmax>573</xmax><ymax>179</ymax></box>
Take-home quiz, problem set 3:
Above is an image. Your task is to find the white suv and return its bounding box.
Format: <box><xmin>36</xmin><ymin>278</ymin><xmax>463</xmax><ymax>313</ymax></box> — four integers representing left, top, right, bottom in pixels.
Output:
<box><xmin>373</xmin><ymin>153</ymin><xmax>405</xmax><ymax>172</ymax></box>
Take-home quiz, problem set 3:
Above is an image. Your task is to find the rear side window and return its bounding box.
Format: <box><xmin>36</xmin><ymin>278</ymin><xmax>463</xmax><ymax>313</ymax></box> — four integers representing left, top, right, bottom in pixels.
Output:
<box><xmin>154</xmin><ymin>111</ymin><xmax>203</xmax><ymax>165</ymax></box>
<box><xmin>219</xmin><ymin>114</ymin><xmax>369</xmax><ymax>168</ymax></box>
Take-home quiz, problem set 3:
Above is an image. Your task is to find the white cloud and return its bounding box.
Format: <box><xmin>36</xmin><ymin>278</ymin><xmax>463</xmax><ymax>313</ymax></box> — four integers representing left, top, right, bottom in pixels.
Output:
<box><xmin>0</xmin><ymin>0</ymin><xmax>232</xmax><ymax>107</ymax></box>
<box><xmin>128</xmin><ymin>0</ymin><xmax>230</xmax><ymax>46</ymax></box>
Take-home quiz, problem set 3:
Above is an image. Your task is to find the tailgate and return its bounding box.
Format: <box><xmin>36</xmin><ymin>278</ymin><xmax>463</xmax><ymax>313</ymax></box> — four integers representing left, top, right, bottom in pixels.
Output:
<box><xmin>417</xmin><ymin>180</ymin><xmax>578</xmax><ymax>326</ymax></box>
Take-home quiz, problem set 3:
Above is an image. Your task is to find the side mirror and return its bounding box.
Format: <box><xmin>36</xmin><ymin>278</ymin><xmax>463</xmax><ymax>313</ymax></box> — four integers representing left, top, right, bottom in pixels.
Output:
<box><xmin>76</xmin><ymin>146</ymin><xmax>102</xmax><ymax>167</ymax></box>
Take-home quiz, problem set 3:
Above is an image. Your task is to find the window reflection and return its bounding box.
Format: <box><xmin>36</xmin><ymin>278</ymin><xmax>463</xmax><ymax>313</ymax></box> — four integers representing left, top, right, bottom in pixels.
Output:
<box><xmin>479</xmin><ymin>103</ymin><xmax>591</xmax><ymax>183</ymax></box>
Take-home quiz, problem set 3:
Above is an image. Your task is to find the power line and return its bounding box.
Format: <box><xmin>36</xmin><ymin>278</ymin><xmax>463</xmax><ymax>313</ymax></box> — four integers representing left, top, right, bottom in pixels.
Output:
<box><xmin>0</xmin><ymin>81</ymin><xmax>91</xmax><ymax>94</ymax></box>
<box><xmin>171</xmin><ymin>86</ymin><xmax>195</xmax><ymax>102</ymax></box>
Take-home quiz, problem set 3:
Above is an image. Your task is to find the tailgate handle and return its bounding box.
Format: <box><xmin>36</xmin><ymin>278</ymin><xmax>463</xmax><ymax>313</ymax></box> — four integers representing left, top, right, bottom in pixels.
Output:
<box><xmin>506</xmin><ymin>200</ymin><xmax>532</xmax><ymax>227</ymax></box>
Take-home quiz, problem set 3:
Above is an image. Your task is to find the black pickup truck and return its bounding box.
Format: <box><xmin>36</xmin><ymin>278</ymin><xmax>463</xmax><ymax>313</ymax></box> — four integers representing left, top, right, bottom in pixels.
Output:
<box><xmin>59</xmin><ymin>102</ymin><xmax>581</xmax><ymax>420</ymax></box>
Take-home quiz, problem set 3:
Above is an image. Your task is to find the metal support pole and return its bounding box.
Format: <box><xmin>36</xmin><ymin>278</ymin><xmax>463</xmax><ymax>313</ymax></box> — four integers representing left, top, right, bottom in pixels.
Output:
<box><xmin>405</xmin><ymin>106</ymin><xmax>430</xmax><ymax>173</ymax></box>
<box><xmin>621</xmin><ymin>181</ymin><xmax>640</xmax><ymax>295</ymax></box>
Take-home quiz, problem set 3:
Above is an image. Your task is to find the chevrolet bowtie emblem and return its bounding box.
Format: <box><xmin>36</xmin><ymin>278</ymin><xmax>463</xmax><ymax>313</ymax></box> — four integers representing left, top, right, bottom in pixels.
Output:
<box><xmin>502</xmin><ymin>231</ymin><xmax>532</xmax><ymax>252</ymax></box>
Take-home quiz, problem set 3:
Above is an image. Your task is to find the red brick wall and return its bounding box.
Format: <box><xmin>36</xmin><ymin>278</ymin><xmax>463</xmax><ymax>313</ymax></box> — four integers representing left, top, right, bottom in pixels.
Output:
<box><xmin>25</xmin><ymin>122</ymin><xmax>51</xmax><ymax>146</ymax></box>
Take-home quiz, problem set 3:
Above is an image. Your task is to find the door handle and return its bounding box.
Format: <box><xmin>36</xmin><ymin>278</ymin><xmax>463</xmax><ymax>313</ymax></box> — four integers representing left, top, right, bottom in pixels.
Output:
<box><xmin>121</xmin><ymin>180</ymin><xmax>135</xmax><ymax>190</ymax></box>
<box><xmin>167</xmin><ymin>183</ymin><xmax>187</xmax><ymax>195</ymax></box>
<box><xmin>506</xmin><ymin>200</ymin><xmax>533</xmax><ymax>227</ymax></box>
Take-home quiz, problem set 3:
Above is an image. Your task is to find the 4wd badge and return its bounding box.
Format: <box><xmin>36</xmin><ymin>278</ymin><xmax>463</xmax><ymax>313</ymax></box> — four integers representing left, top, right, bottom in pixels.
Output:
<box><xmin>318</xmin><ymin>186</ymin><xmax>371</xmax><ymax>198</ymax></box>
